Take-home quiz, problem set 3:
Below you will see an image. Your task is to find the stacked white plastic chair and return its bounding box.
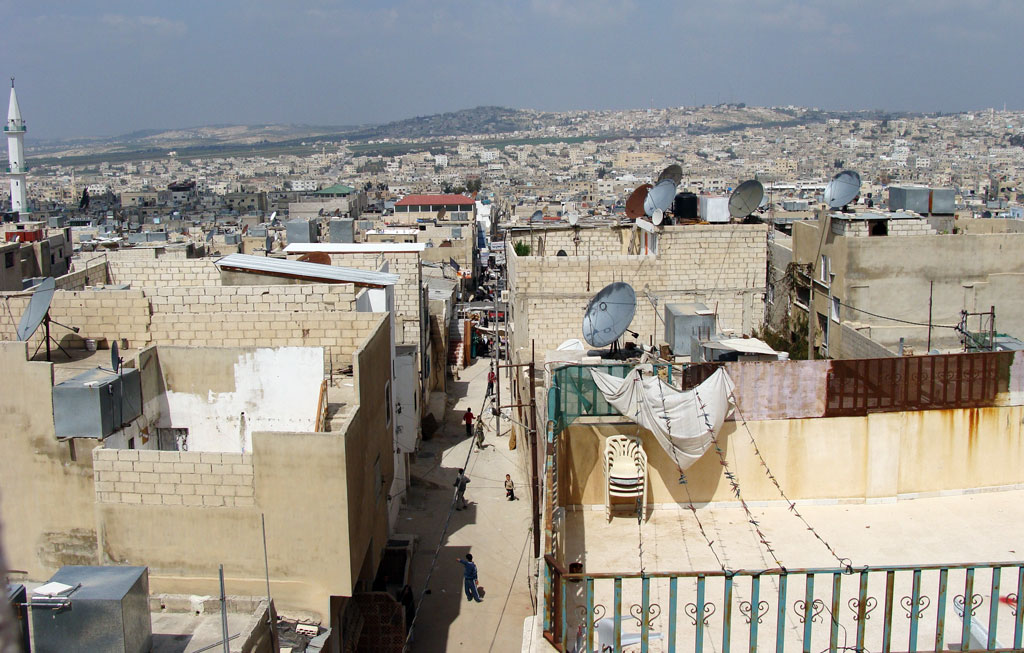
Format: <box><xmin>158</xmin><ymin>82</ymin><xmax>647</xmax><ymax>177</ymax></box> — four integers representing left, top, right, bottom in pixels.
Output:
<box><xmin>603</xmin><ymin>434</ymin><xmax>648</xmax><ymax>521</ymax></box>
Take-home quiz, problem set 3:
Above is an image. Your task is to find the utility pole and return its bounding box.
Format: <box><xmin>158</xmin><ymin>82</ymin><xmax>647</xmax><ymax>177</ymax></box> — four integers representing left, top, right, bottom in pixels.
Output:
<box><xmin>529</xmin><ymin>339</ymin><xmax>539</xmax><ymax>559</ymax></box>
<box><xmin>927</xmin><ymin>281</ymin><xmax>934</xmax><ymax>352</ymax></box>
<box><xmin>808</xmin><ymin>206</ymin><xmax>831</xmax><ymax>360</ymax></box>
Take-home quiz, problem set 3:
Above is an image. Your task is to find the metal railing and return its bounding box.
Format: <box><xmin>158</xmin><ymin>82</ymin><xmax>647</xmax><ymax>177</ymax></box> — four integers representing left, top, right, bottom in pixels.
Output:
<box><xmin>544</xmin><ymin>557</ymin><xmax>1024</xmax><ymax>652</ymax></box>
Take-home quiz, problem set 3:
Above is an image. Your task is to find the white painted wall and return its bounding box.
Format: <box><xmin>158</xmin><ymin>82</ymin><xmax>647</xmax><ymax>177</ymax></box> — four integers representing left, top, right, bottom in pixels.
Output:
<box><xmin>159</xmin><ymin>347</ymin><xmax>324</xmax><ymax>452</ymax></box>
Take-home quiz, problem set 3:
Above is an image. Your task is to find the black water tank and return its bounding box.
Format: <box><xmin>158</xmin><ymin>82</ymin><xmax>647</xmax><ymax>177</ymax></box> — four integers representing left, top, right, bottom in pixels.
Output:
<box><xmin>673</xmin><ymin>192</ymin><xmax>698</xmax><ymax>220</ymax></box>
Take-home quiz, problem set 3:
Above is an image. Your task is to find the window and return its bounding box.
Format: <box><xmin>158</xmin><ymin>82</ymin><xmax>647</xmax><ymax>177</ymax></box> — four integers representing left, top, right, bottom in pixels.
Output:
<box><xmin>4</xmin><ymin>252</ymin><xmax>13</xmax><ymax>268</ymax></box>
<box><xmin>820</xmin><ymin>255</ymin><xmax>830</xmax><ymax>283</ymax></box>
<box><xmin>384</xmin><ymin>381</ymin><xmax>392</xmax><ymax>427</ymax></box>
<box><xmin>831</xmin><ymin>296</ymin><xmax>840</xmax><ymax>322</ymax></box>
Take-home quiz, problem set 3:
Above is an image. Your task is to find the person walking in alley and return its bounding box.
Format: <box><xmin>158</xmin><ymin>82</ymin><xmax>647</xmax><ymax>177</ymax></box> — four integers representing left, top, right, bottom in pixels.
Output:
<box><xmin>505</xmin><ymin>474</ymin><xmax>515</xmax><ymax>501</ymax></box>
<box><xmin>456</xmin><ymin>554</ymin><xmax>482</xmax><ymax>602</ymax></box>
<box><xmin>463</xmin><ymin>408</ymin><xmax>474</xmax><ymax>438</ymax></box>
<box><xmin>486</xmin><ymin>365</ymin><xmax>496</xmax><ymax>397</ymax></box>
<box><xmin>454</xmin><ymin>468</ymin><xmax>470</xmax><ymax>510</ymax></box>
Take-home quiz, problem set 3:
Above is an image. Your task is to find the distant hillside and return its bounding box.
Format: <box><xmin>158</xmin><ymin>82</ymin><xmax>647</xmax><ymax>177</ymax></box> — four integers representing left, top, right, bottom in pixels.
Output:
<box><xmin>343</xmin><ymin>106</ymin><xmax>549</xmax><ymax>140</ymax></box>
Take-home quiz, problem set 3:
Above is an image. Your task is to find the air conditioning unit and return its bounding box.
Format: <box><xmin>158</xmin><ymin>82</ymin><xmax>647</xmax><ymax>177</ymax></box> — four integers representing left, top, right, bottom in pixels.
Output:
<box><xmin>499</xmin><ymin>290</ymin><xmax>509</xmax><ymax>303</ymax></box>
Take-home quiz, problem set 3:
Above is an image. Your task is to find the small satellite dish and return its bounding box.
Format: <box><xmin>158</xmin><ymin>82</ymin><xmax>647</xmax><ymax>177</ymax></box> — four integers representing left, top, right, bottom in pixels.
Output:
<box><xmin>625</xmin><ymin>184</ymin><xmax>652</xmax><ymax>219</ymax></box>
<box><xmin>17</xmin><ymin>277</ymin><xmax>56</xmax><ymax>341</ymax></box>
<box><xmin>728</xmin><ymin>180</ymin><xmax>765</xmax><ymax>218</ymax></box>
<box><xmin>206</xmin><ymin>229</ymin><xmax>215</xmax><ymax>242</ymax></box>
<box><xmin>556</xmin><ymin>250</ymin><xmax>568</xmax><ymax>256</ymax></box>
<box><xmin>111</xmin><ymin>340</ymin><xmax>121</xmax><ymax>373</ymax></box>
<box><xmin>298</xmin><ymin>252</ymin><xmax>331</xmax><ymax>265</ymax></box>
<box><xmin>652</xmin><ymin>208</ymin><xmax>664</xmax><ymax>226</ymax></box>
<box><xmin>644</xmin><ymin>179</ymin><xmax>676</xmax><ymax>217</ymax></box>
<box><xmin>657</xmin><ymin>164</ymin><xmax>683</xmax><ymax>186</ymax></box>
<box><xmin>269</xmin><ymin>211</ymin><xmax>277</xmax><ymax>221</ymax></box>
<box><xmin>824</xmin><ymin>170</ymin><xmax>861</xmax><ymax>209</ymax></box>
<box><xmin>567</xmin><ymin>212</ymin><xmax>579</xmax><ymax>226</ymax></box>
<box><xmin>530</xmin><ymin>210</ymin><xmax>543</xmax><ymax>222</ymax></box>
<box><xmin>437</xmin><ymin>207</ymin><xmax>447</xmax><ymax>220</ymax></box>
<box><xmin>582</xmin><ymin>282</ymin><xmax>637</xmax><ymax>348</ymax></box>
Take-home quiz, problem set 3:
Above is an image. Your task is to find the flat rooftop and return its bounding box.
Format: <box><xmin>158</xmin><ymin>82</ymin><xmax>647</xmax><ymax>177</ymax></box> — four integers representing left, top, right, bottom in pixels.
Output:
<box><xmin>559</xmin><ymin>490</ymin><xmax>1024</xmax><ymax>651</ymax></box>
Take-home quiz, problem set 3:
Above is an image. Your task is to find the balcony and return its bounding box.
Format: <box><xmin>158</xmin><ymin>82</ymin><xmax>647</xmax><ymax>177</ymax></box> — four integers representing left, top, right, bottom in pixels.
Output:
<box><xmin>5</xmin><ymin>164</ymin><xmax>28</xmax><ymax>174</ymax></box>
<box><xmin>3</xmin><ymin>124</ymin><xmax>25</xmax><ymax>132</ymax></box>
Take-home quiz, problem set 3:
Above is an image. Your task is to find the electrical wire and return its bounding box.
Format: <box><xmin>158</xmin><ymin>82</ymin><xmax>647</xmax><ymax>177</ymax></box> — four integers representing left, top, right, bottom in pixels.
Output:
<box><xmin>486</xmin><ymin>529</ymin><xmax>531</xmax><ymax>653</ymax></box>
<box><xmin>836</xmin><ymin>300</ymin><xmax>959</xmax><ymax>330</ymax></box>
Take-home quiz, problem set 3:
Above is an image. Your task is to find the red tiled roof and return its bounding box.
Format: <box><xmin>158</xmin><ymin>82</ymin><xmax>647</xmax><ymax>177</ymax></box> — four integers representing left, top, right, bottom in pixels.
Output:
<box><xmin>395</xmin><ymin>194</ymin><xmax>475</xmax><ymax>206</ymax></box>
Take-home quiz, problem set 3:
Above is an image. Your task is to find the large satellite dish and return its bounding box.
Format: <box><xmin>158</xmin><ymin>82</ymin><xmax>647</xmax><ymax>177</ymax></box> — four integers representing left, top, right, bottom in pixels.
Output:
<box><xmin>728</xmin><ymin>180</ymin><xmax>765</xmax><ymax>218</ymax></box>
<box><xmin>625</xmin><ymin>184</ymin><xmax>652</xmax><ymax>219</ymax></box>
<box><xmin>824</xmin><ymin>170</ymin><xmax>861</xmax><ymax>209</ymax></box>
<box><xmin>582</xmin><ymin>282</ymin><xmax>637</xmax><ymax>348</ymax></box>
<box><xmin>644</xmin><ymin>179</ymin><xmax>676</xmax><ymax>217</ymax></box>
<box><xmin>657</xmin><ymin>164</ymin><xmax>683</xmax><ymax>186</ymax></box>
<box><xmin>530</xmin><ymin>209</ymin><xmax>543</xmax><ymax>222</ymax></box>
<box><xmin>17</xmin><ymin>277</ymin><xmax>56</xmax><ymax>341</ymax></box>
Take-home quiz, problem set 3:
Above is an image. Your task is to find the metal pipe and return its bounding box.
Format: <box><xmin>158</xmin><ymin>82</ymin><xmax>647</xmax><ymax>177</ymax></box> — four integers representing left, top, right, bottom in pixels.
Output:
<box><xmin>529</xmin><ymin>339</ymin><xmax>540</xmax><ymax>559</ymax></box>
<box><xmin>219</xmin><ymin>564</ymin><xmax>230</xmax><ymax>653</ymax></box>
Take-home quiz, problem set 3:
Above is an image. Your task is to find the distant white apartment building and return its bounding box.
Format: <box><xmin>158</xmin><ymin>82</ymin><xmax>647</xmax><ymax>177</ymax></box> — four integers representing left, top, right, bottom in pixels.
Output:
<box><xmin>434</xmin><ymin>154</ymin><xmax>448</xmax><ymax>168</ymax></box>
<box><xmin>291</xmin><ymin>180</ymin><xmax>319</xmax><ymax>192</ymax></box>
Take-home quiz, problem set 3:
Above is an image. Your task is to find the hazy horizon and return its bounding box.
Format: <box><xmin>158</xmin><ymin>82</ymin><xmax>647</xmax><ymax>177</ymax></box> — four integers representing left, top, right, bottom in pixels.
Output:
<box><xmin>4</xmin><ymin>0</ymin><xmax>1023</xmax><ymax>140</ymax></box>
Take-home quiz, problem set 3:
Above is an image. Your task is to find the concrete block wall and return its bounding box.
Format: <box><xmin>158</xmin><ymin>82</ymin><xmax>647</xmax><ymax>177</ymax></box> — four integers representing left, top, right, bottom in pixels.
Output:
<box><xmin>838</xmin><ymin>323</ymin><xmax>898</xmax><ymax>359</ymax></box>
<box><xmin>108</xmin><ymin>259</ymin><xmax>221</xmax><ymax>287</ymax></box>
<box><xmin>93</xmin><ymin>449</ymin><xmax>255</xmax><ymax>507</ymax></box>
<box><xmin>321</xmin><ymin>251</ymin><xmax>421</xmax><ymax>345</ymax></box>
<box><xmin>0</xmin><ymin>289</ymin><xmax>152</xmax><ymax>350</ymax></box>
<box><xmin>146</xmin><ymin>283</ymin><xmax>356</xmax><ymax>315</ymax></box>
<box><xmin>508</xmin><ymin>225</ymin><xmax>767</xmax><ymax>353</ymax></box>
<box><xmin>148</xmin><ymin>310</ymin><xmax>384</xmax><ymax>370</ymax></box>
<box><xmin>888</xmin><ymin>219</ymin><xmax>937</xmax><ymax>236</ymax></box>
<box><xmin>55</xmin><ymin>260</ymin><xmax>110</xmax><ymax>290</ymax></box>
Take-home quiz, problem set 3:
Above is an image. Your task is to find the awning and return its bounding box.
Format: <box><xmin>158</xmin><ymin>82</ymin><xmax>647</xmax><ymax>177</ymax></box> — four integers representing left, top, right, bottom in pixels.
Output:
<box><xmin>215</xmin><ymin>253</ymin><xmax>398</xmax><ymax>287</ymax></box>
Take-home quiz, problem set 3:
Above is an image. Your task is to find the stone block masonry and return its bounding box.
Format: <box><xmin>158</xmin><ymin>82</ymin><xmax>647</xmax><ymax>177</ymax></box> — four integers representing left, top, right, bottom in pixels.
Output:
<box><xmin>93</xmin><ymin>449</ymin><xmax>255</xmax><ymax>508</ymax></box>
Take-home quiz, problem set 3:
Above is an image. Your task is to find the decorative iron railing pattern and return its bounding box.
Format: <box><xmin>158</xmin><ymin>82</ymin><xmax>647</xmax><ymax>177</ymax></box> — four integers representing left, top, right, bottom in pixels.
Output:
<box><xmin>544</xmin><ymin>558</ymin><xmax>1024</xmax><ymax>652</ymax></box>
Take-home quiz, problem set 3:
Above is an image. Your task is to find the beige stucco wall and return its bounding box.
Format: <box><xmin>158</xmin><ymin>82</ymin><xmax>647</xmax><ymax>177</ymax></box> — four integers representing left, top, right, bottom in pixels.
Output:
<box><xmin>0</xmin><ymin>342</ymin><xmax>102</xmax><ymax>580</ymax></box>
<box><xmin>560</xmin><ymin>404</ymin><xmax>1024</xmax><ymax>507</ymax></box>
<box><xmin>793</xmin><ymin>220</ymin><xmax>1024</xmax><ymax>353</ymax></box>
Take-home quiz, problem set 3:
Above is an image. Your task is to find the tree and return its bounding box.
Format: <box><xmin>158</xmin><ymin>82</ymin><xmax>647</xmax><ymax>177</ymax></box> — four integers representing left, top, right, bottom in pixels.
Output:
<box><xmin>513</xmin><ymin>241</ymin><xmax>531</xmax><ymax>256</ymax></box>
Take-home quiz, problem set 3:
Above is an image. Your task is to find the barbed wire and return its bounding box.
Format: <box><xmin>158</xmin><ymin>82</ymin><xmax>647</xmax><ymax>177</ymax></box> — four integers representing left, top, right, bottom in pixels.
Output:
<box><xmin>694</xmin><ymin>387</ymin><xmax>785</xmax><ymax>569</ymax></box>
<box><xmin>729</xmin><ymin>392</ymin><xmax>852</xmax><ymax>571</ymax></box>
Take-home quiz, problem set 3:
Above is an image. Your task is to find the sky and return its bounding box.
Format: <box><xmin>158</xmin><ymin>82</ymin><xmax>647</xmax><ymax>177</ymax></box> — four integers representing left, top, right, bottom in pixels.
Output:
<box><xmin>3</xmin><ymin>0</ymin><xmax>1023</xmax><ymax>140</ymax></box>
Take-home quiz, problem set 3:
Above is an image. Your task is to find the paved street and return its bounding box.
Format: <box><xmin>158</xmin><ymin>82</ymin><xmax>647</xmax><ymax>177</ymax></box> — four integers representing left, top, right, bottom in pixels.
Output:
<box><xmin>400</xmin><ymin>356</ymin><xmax>536</xmax><ymax>652</ymax></box>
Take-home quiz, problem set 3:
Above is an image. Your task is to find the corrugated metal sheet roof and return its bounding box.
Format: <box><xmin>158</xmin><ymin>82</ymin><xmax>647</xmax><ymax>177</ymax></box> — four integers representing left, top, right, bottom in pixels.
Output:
<box><xmin>395</xmin><ymin>194</ymin><xmax>474</xmax><ymax>206</ymax></box>
<box><xmin>215</xmin><ymin>253</ymin><xmax>397</xmax><ymax>287</ymax></box>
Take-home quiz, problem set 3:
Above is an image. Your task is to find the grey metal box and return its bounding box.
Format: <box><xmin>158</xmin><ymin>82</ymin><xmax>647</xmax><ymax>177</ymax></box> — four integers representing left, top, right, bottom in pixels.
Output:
<box><xmin>53</xmin><ymin>367</ymin><xmax>142</xmax><ymax>439</ymax></box>
<box><xmin>330</xmin><ymin>218</ymin><xmax>355</xmax><ymax>243</ymax></box>
<box><xmin>285</xmin><ymin>218</ymin><xmax>316</xmax><ymax>244</ymax></box>
<box><xmin>888</xmin><ymin>186</ymin><xmax>930</xmax><ymax>214</ymax></box>
<box><xmin>145</xmin><ymin>231</ymin><xmax>168</xmax><ymax>242</ymax></box>
<box><xmin>32</xmin><ymin>566</ymin><xmax>151</xmax><ymax>653</ymax></box>
<box><xmin>664</xmin><ymin>303</ymin><xmax>717</xmax><ymax>356</ymax></box>
<box><xmin>930</xmin><ymin>188</ymin><xmax>955</xmax><ymax>215</ymax></box>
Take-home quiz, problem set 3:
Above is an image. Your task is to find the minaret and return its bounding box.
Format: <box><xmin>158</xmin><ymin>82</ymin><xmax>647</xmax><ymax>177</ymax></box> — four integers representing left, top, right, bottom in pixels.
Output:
<box><xmin>6</xmin><ymin>77</ymin><xmax>28</xmax><ymax>216</ymax></box>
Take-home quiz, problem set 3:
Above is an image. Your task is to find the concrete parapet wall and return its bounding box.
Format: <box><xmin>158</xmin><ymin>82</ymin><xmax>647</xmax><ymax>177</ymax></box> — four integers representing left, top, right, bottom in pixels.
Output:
<box><xmin>146</xmin><ymin>283</ymin><xmax>356</xmax><ymax>314</ymax></box>
<box><xmin>93</xmin><ymin>449</ymin><xmax>255</xmax><ymax>508</ymax></box>
<box><xmin>108</xmin><ymin>258</ymin><xmax>221</xmax><ymax>287</ymax></box>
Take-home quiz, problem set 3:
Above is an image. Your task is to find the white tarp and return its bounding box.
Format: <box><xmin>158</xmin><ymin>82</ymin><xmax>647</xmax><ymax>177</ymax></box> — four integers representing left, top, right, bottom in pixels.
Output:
<box><xmin>701</xmin><ymin>337</ymin><xmax>778</xmax><ymax>356</ymax></box>
<box><xmin>590</xmin><ymin>367</ymin><xmax>735</xmax><ymax>470</ymax></box>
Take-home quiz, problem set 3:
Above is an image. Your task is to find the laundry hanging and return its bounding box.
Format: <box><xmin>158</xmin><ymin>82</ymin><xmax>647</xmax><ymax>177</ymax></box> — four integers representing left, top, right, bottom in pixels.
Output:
<box><xmin>590</xmin><ymin>367</ymin><xmax>736</xmax><ymax>470</ymax></box>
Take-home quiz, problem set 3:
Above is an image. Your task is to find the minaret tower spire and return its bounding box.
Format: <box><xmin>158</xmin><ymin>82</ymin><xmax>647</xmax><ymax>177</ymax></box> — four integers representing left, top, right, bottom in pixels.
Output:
<box><xmin>6</xmin><ymin>76</ymin><xmax>29</xmax><ymax>216</ymax></box>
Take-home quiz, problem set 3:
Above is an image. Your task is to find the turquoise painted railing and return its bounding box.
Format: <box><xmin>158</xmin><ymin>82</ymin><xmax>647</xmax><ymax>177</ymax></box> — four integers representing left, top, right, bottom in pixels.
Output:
<box><xmin>543</xmin><ymin>558</ymin><xmax>1024</xmax><ymax>652</ymax></box>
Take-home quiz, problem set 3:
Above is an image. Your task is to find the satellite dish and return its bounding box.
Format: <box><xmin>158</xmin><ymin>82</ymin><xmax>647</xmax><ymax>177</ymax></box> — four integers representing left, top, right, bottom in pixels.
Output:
<box><xmin>644</xmin><ymin>179</ymin><xmax>676</xmax><ymax>217</ymax></box>
<box><xmin>824</xmin><ymin>170</ymin><xmax>861</xmax><ymax>209</ymax></box>
<box><xmin>556</xmin><ymin>250</ymin><xmax>567</xmax><ymax>256</ymax></box>
<box><xmin>111</xmin><ymin>340</ymin><xmax>121</xmax><ymax>373</ymax></box>
<box><xmin>657</xmin><ymin>164</ymin><xmax>683</xmax><ymax>186</ymax></box>
<box><xmin>728</xmin><ymin>180</ymin><xmax>765</xmax><ymax>218</ymax></box>
<box><xmin>567</xmin><ymin>212</ymin><xmax>579</xmax><ymax>226</ymax></box>
<box><xmin>437</xmin><ymin>207</ymin><xmax>446</xmax><ymax>220</ymax></box>
<box><xmin>582</xmin><ymin>282</ymin><xmax>637</xmax><ymax>348</ymax></box>
<box><xmin>652</xmin><ymin>208</ymin><xmax>664</xmax><ymax>226</ymax></box>
<box><xmin>298</xmin><ymin>252</ymin><xmax>331</xmax><ymax>265</ymax></box>
<box><xmin>206</xmin><ymin>229</ymin><xmax>215</xmax><ymax>242</ymax></box>
<box><xmin>17</xmin><ymin>277</ymin><xmax>56</xmax><ymax>341</ymax></box>
<box><xmin>625</xmin><ymin>184</ymin><xmax>652</xmax><ymax>219</ymax></box>
<box><xmin>269</xmin><ymin>211</ymin><xmax>277</xmax><ymax>221</ymax></box>
<box><xmin>530</xmin><ymin>210</ymin><xmax>543</xmax><ymax>222</ymax></box>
